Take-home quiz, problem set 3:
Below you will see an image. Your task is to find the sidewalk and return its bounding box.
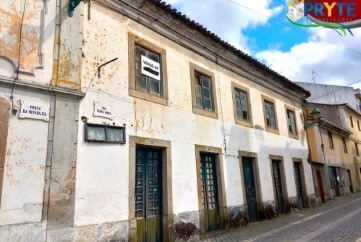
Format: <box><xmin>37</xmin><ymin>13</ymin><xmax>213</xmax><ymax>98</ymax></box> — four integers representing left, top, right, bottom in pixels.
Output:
<box><xmin>201</xmin><ymin>192</ymin><xmax>361</xmax><ymax>242</ymax></box>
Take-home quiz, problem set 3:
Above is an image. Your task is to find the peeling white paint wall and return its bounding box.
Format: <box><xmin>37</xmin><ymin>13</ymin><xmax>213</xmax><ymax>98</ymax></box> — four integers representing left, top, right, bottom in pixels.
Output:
<box><xmin>0</xmin><ymin>90</ymin><xmax>49</xmax><ymax>225</ymax></box>
<box><xmin>0</xmin><ymin>0</ymin><xmax>56</xmax><ymax>228</ymax></box>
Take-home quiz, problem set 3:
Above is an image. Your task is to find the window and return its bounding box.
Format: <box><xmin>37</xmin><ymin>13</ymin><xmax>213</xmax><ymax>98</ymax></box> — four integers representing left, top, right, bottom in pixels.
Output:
<box><xmin>232</xmin><ymin>83</ymin><xmax>252</xmax><ymax>127</ymax></box>
<box><xmin>342</xmin><ymin>137</ymin><xmax>347</xmax><ymax>153</ymax></box>
<box><xmin>235</xmin><ymin>89</ymin><xmax>249</xmax><ymax>120</ymax></box>
<box><xmin>328</xmin><ymin>131</ymin><xmax>334</xmax><ymax>149</ymax></box>
<box><xmin>195</xmin><ymin>72</ymin><xmax>213</xmax><ymax>111</ymax></box>
<box><xmin>262</xmin><ymin>96</ymin><xmax>278</xmax><ymax>133</ymax></box>
<box><xmin>350</xmin><ymin>116</ymin><xmax>353</xmax><ymax>127</ymax></box>
<box><xmin>358</xmin><ymin>121</ymin><xmax>360</xmax><ymax>131</ymax></box>
<box><xmin>355</xmin><ymin>142</ymin><xmax>359</xmax><ymax>156</ymax></box>
<box><xmin>135</xmin><ymin>45</ymin><xmax>162</xmax><ymax>96</ymax></box>
<box><xmin>286</xmin><ymin>109</ymin><xmax>298</xmax><ymax>137</ymax></box>
<box><xmin>190</xmin><ymin>63</ymin><xmax>218</xmax><ymax>119</ymax></box>
<box><xmin>0</xmin><ymin>98</ymin><xmax>10</xmax><ymax>209</ymax></box>
<box><xmin>84</xmin><ymin>123</ymin><xmax>126</xmax><ymax>144</ymax></box>
<box><xmin>128</xmin><ymin>33</ymin><xmax>168</xmax><ymax>105</ymax></box>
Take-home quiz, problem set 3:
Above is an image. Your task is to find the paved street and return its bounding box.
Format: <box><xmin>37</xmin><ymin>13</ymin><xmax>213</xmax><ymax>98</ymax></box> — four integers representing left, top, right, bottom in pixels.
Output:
<box><xmin>202</xmin><ymin>193</ymin><xmax>361</xmax><ymax>242</ymax></box>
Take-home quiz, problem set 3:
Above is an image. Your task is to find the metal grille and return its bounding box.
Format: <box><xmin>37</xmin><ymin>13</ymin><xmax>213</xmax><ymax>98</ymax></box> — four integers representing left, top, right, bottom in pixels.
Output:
<box><xmin>135</xmin><ymin>148</ymin><xmax>162</xmax><ymax>218</ymax></box>
<box><xmin>201</xmin><ymin>154</ymin><xmax>218</xmax><ymax>210</ymax></box>
<box><xmin>272</xmin><ymin>161</ymin><xmax>283</xmax><ymax>195</ymax></box>
<box><xmin>146</xmin><ymin>151</ymin><xmax>161</xmax><ymax>217</ymax></box>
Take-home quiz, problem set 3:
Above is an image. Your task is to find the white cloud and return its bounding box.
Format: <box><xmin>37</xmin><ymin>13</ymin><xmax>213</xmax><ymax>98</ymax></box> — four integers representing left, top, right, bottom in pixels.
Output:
<box><xmin>257</xmin><ymin>28</ymin><xmax>361</xmax><ymax>88</ymax></box>
<box><xmin>163</xmin><ymin>0</ymin><xmax>283</xmax><ymax>53</ymax></box>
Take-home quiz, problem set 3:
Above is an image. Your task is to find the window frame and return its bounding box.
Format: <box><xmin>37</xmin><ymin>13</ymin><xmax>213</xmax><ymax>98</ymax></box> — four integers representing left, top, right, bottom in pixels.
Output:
<box><xmin>327</xmin><ymin>131</ymin><xmax>334</xmax><ymax>149</ymax></box>
<box><xmin>355</xmin><ymin>142</ymin><xmax>359</xmax><ymax>156</ymax></box>
<box><xmin>84</xmin><ymin>123</ymin><xmax>126</xmax><ymax>144</ymax></box>
<box><xmin>285</xmin><ymin>106</ymin><xmax>298</xmax><ymax>139</ymax></box>
<box><xmin>128</xmin><ymin>33</ymin><xmax>168</xmax><ymax>106</ymax></box>
<box><xmin>342</xmin><ymin>137</ymin><xmax>348</xmax><ymax>153</ymax></box>
<box><xmin>231</xmin><ymin>82</ymin><xmax>252</xmax><ymax>128</ymax></box>
<box><xmin>350</xmin><ymin>115</ymin><xmax>354</xmax><ymax>128</ymax></box>
<box><xmin>262</xmin><ymin>95</ymin><xmax>279</xmax><ymax>134</ymax></box>
<box><xmin>190</xmin><ymin>62</ymin><xmax>218</xmax><ymax>119</ymax></box>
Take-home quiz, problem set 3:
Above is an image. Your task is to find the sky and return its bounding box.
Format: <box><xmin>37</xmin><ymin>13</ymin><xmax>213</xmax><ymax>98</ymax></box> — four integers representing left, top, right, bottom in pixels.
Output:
<box><xmin>163</xmin><ymin>0</ymin><xmax>361</xmax><ymax>89</ymax></box>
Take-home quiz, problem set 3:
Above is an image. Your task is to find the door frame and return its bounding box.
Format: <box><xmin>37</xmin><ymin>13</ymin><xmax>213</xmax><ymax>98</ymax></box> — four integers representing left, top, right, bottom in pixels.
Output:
<box><xmin>195</xmin><ymin>145</ymin><xmax>226</xmax><ymax>234</ymax></box>
<box><xmin>129</xmin><ymin>136</ymin><xmax>173</xmax><ymax>242</ymax></box>
<box><xmin>292</xmin><ymin>158</ymin><xmax>309</xmax><ymax>208</ymax></box>
<box><xmin>0</xmin><ymin>97</ymin><xmax>10</xmax><ymax>209</ymax></box>
<box><xmin>347</xmin><ymin>170</ymin><xmax>354</xmax><ymax>193</ymax></box>
<box><xmin>239</xmin><ymin>151</ymin><xmax>263</xmax><ymax>222</ymax></box>
<box><xmin>269</xmin><ymin>155</ymin><xmax>289</xmax><ymax>213</ymax></box>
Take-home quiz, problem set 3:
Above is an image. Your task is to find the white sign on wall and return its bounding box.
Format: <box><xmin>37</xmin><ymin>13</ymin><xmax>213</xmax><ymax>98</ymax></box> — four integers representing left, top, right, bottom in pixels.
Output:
<box><xmin>93</xmin><ymin>102</ymin><xmax>113</xmax><ymax>120</ymax></box>
<box><xmin>141</xmin><ymin>55</ymin><xmax>160</xmax><ymax>80</ymax></box>
<box><xmin>19</xmin><ymin>101</ymin><xmax>50</xmax><ymax>121</ymax></box>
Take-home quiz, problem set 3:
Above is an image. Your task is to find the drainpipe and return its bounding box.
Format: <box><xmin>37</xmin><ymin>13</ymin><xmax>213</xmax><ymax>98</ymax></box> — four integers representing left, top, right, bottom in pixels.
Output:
<box><xmin>318</xmin><ymin>120</ymin><xmax>333</xmax><ymax>200</ymax></box>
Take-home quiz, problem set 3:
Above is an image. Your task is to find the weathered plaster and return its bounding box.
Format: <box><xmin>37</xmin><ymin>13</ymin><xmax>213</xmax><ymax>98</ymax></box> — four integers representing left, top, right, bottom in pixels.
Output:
<box><xmin>0</xmin><ymin>88</ymin><xmax>49</xmax><ymax>226</ymax></box>
<box><xmin>0</xmin><ymin>0</ymin><xmax>42</xmax><ymax>71</ymax></box>
<box><xmin>74</xmin><ymin>2</ymin><xmax>314</xmax><ymax>233</ymax></box>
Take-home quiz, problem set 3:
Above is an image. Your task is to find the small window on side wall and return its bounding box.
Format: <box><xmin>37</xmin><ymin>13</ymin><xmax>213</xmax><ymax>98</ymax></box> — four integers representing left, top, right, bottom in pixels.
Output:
<box><xmin>342</xmin><ymin>137</ymin><xmax>347</xmax><ymax>153</ymax></box>
<box><xmin>350</xmin><ymin>116</ymin><xmax>354</xmax><ymax>127</ymax></box>
<box><xmin>287</xmin><ymin>109</ymin><xmax>298</xmax><ymax>137</ymax></box>
<box><xmin>355</xmin><ymin>142</ymin><xmax>359</xmax><ymax>156</ymax></box>
<box><xmin>328</xmin><ymin>131</ymin><xmax>334</xmax><ymax>149</ymax></box>
<box><xmin>85</xmin><ymin>123</ymin><xmax>126</xmax><ymax>144</ymax></box>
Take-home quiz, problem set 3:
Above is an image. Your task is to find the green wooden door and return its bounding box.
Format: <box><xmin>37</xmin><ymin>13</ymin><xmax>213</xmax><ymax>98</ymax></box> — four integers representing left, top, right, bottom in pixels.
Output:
<box><xmin>294</xmin><ymin>162</ymin><xmax>304</xmax><ymax>209</ymax></box>
<box><xmin>272</xmin><ymin>160</ymin><xmax>285</xmax><ymax>213</ymax></box>
<box><xmin>242</xmin><ymin>158</ymin><xmax>258</xmax><ymax>222</ymax></box>
<box><xmin>135</xmin><ymin>147</ymin><xmax>163</xmax><ymax>242</ymax></box>
<box><xmin>200</xmin><ymin>153</ymin><xmax>220</xmax><ymax>232</ymax></box>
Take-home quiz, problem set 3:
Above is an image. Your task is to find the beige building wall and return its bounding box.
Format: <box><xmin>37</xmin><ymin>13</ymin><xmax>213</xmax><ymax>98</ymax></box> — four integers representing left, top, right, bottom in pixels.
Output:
<box><xmin>341</xmin><ymin>107</ymin><xmax>361</xmax><ymax>188</ymax></box>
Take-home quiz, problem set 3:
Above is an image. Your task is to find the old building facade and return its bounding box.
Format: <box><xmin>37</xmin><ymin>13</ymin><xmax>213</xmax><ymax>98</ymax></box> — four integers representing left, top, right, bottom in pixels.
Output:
<box><xmin>0</xmin><ymin>0</ymin><xmax>84</xmax><ymax>240</ymax></box>
<box><xmin>1</xmin><ymin>0</ymin><xmax>316</xmax><ymax>241</ymax></box>
<box><xmin>305</xmin><ymin>103</ymin><xmax>361</xmax><ymax>203</ymax></box>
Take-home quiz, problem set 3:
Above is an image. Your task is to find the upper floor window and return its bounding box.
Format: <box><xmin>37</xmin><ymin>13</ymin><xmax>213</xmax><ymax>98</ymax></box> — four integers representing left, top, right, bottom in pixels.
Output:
<box><xmin>355</xmin><ymin>142</ymin><xmax>359</xmax><ymax>156</ymax></box>
<box><xmin>232</xmin><ymin>83</ymin><xmax>252</xmax><ymax>127</ymax></box>
<box><xmin>235</xmin><ymin>89</ymin><xmax>249</xmax><ymax>120</ymax></box>
<box><xmin>286</xmin><ymin>109</ymin><xmax>297</xmax><ymax>137</ymax></box>
<box><xmin>358</xmin><ymin>121</ymin><xmax>360</xmax><ymax>131</ymax></box>
<box><xmin>190</xmin><ymin>63</ymin><xmax>218</xmax><ymax>119</ymax></box>
<box><xmin>328</xmin><ymin>131</ymin><xmax>334</xmax><ymax>149</ymax></box>
<box><xmin>263</xmin><ymin>98</ymin><xmax>278</xmax><ymax>132</ymax></box>
<box><xmin>350</xmin><ymin>116</ymin><xmax>354</xmax><ymax>127</ymax></box>
<box><xmin>135</xmin><ymin>45</ymin><xmax>163</xmax><ymax>96</ymax></box>
<box><xmin>128</xmin><ymin>33</ymin><xmax>168</xmax><ymax>106</ymax></box>
<box><xmin>195</xmin><ymin>72</ymin><xmax>213</xmax><ymax>111</ymax></box>
<box><xmin>342</xmin><ymin>137</ymin><xmax>347</xmax><ymax>153</ymax></box>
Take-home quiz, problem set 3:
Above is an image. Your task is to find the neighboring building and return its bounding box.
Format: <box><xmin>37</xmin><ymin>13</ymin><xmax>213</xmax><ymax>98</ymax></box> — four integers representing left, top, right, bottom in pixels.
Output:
<box><xmin>0</xmin><ymin>0</ymin><xmax>316</xmax><ymax>241</ymax></box>
<box><xmin>0</xmin><ymin>0</ymin><xmax>84</xmax><ymax>241</ymax></box>
<box><xmin>305</xmin><ymin>103</ymin><xmax>361</xmax><ymax>203</ymax></box>
<box><xmin>296</xmin><ymin>82</ymin><xmax>361</xmax><ymax>112</ymax></box>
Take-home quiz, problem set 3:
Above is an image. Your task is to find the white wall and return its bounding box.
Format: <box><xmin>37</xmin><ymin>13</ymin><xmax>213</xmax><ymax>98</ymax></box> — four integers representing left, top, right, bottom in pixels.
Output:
<box><xmin>0</xmin><ymin>89</ymin><xmax>49</xmax><ymax>225</ymax></box>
